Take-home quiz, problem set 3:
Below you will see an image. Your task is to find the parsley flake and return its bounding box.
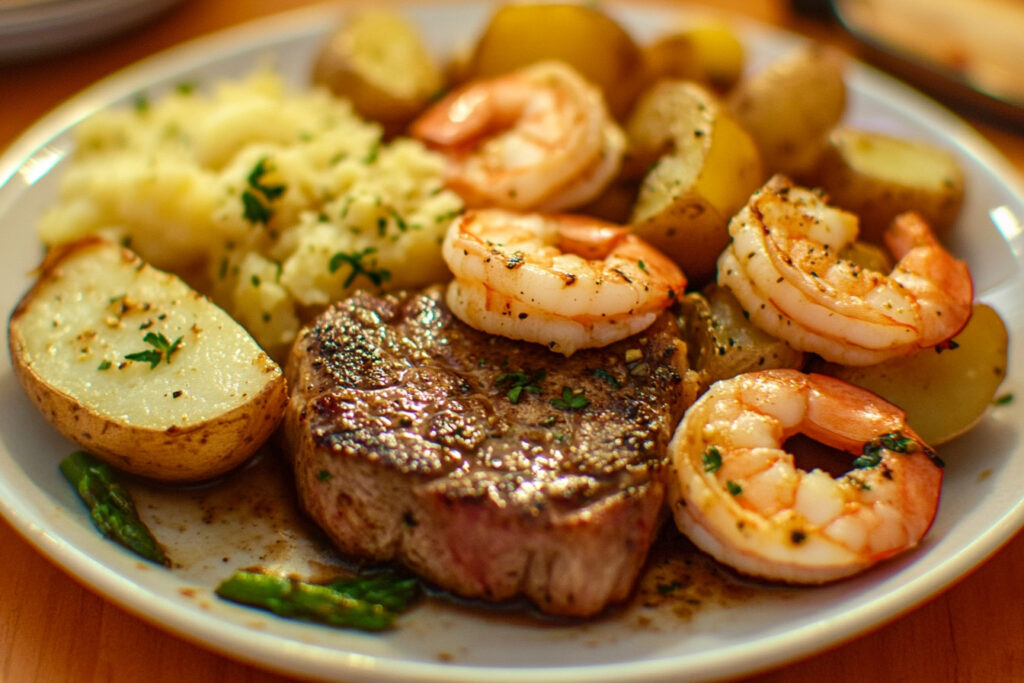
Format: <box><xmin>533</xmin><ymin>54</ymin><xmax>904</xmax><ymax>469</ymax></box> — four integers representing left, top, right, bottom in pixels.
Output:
<box><xmin>328</xmin><ymin>247</ymin><xmax>391</xmax><ymax>288</ymax></box>
<box><xmin>494</xmin><ymin>369</ymin><xmax>545</xmax><ymax>404</ymax></box>
<box><xmin>125</xmin><ymin>331</ymin><xmax>183</xmax><ymax>369</ymax></box>
<box><xmin>726</xmin><ymin>480</ymin><xmax>742</xmax><ymax>496</ymax></box>
<box><xmin>241</xmin><ymin>158</ymin><xmax>286</xmax><ymax>225</ymax></box>
<box><xmin>242</xmin><ymin>190</ymin><xmax>272</xmax><ymax>225</ymax></box>
<box><xmin>550</xmin><ymin>386</ymin><xmax>589</xmax><ymax>411</ymax></box>
<box><xmin>854</xmin><ymin>431</ymin><xmax>917</xmax><ymax>469</ymax></box>
<box><xmin>591</xmin><ymin>368</ymin><xmax>621</xmax><ymax>389</ymax></box>
<box><xmin>702</xmin><ymin>446</ymin><xmax>722</xmax><ymax>473</ymax></box>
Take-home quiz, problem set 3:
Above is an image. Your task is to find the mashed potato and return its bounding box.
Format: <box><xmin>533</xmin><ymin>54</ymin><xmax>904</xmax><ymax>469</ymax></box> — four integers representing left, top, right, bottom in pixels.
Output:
<box><xmin>39</xmin><ymin>70</ymin><xmax>463</xmax><ymax>358</ymax></box>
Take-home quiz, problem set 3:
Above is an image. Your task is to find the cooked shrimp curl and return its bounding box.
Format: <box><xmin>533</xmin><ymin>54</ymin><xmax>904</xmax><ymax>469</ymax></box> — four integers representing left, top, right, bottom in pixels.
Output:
<box><xmin>718</xmin><ymin>176</ymin><xmax>973</xmax><ymax>366</ymax></box>
<box><xmin>668</xmin><ymin>369</ymin><xmax>943</xmax><ymax>584</ymax></box>
<box><xmin>442</xmin><ymin>209</ymin><xmax>686</xmax><ymax>355</ymax></box>
<box><xmin>410</xmin><ymin>61</ymin><xmax>625</xmax><ymax>212</ymax></box>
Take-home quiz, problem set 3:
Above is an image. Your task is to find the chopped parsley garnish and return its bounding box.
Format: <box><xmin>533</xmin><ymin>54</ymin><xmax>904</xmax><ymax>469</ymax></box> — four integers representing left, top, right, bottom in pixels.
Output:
<box><xmin>125</xmin><ymin>331</ymin><xmax>183</xmax><ymax>369</ymax></box>
<box><xmin>726</xmin><ymin>480</ymin><xmax>742</xmax><ymax>496</ymax></box>
<box><xmin>994</xmin><ymin>393</ymin><xmax>1014</xmax><ymax>406</ymax></box>
<box><xmin>495</xmin><ymin>369</ymin><xmax>546</xmax><ymax>403</ymax></box>
<box><xmin>701</xmin><ymin>446</ymin><xmax>722</xmax><ymax>473</ymax></box>
<box><xmin>241</xmin><ymin>190</ymin><xmax>271</xmax><ymax>224</ymax></box>
<box><xmin>854</xmin><ymin>431</ymin><xmax>917</xmax><ymax>469</ymax></box>
<box><xmin>364</xmin><ymin>141</ymin><xmax>380</xmax><ymax>164</ymax></box>
<box><xmin>328</xmin><ymin>247</ymin><xmax>391</xmax><ymax>288</ymax></box>
<box><xmin>550</xmin><ymin>386</ymin><xmax>589</xmax><ymax>411</ymax></box>
<box><xmin>241</xmin><ymin>158</ymin><xmax>286</xmax><ymax>225</ymax></box>
<box><xmin>175</xmin><ymin>81</ymin><xmax>197</xmax><ymax>95</ymax></box>
<box><xmin>317</xmin><ymin>470</ymin><xmax>332</xmax><ymax>482</ymax></box>
<box><xmin>247</xmin><ymin>158</ymin><xmax>286</xmax><ymax>200</ymax></box>
<box><xmin>591</xmin><ymin>368</ymin><xmax>621</xmax><ymax>389</ymax></box>
<box><xmin>97</xmin><ymin>360</ymin><xmax>112</xmax><ymax>371</ymax></box>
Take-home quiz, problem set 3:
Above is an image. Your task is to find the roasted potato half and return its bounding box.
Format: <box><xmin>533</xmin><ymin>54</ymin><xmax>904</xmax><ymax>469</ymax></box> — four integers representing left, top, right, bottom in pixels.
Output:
<box><xmin>313</xmin><ymin>9</ymin><xmax>443</xmax><ymax>135</ymax></box>
<box><xmin>628</xmin><ymin>80</ymin><xmax>762</xmax><ymax>283</ymax></box>
<box><xmin>729</xmin><ymin>44</ymin><xmax>846</xmax><ymax>178</ymax></box>
<box><xmin>8</xmin><ymin>238</ymin><xmax>288</xmax><ymax>482</ymax></box>
<box><xmin>813</xmin><ymin>127</ymin><xmax>965</xmax><ymax>243</ymax></box>
<box><xmin>462</xmin><ymin>3</ymin><xmax>645</xmax><ymax>118</ymax></box>
<box><xmin>813</xmin><ymin>303</ymin><xmax>1008</xmax><ymax>446</ymax></box>
<box><xmin>680</xmin><ymin>284</ymin><xmax>804</xmax><ymax>390</ymax></box>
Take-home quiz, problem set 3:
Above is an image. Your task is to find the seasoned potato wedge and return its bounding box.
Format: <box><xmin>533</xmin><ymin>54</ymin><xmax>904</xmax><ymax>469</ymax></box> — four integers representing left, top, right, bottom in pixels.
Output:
<box><xmin>8</xmin><ymin>238</ymin><xmax>287</xmax><ymax>482</ymax></box>
<box><xmin>643</xmin><ymin>21</ymin><xmax>745</xmax><ymax>92</ymax></box>
<box><xmin>313</xmin><ymin>9</ymin><xmax>443</xmax><ymax>135</ymax></box>
<box><xmin>813</xmin><ymin>127</ymin><xmax>965</xmax><ymax>243</ymax></box>
<box><xmin>628</xmin><ymin>80</ymin><xmax>762</xmax><ymax>283</ymax></box>
<box><xmin>813</xmin><ymin>303</ymin><xmax>1008</xmax><ymax>446</ymax></box>
<box><xmin>729</xmin><ymin>45</ymin><xmax>846</xmax><ymax>178</ymax></box>
<box><xmin>462</xmin><ymin>3</ymin><xmax>645</xmax><ymax>118</ymax></box>
<box><xmin>680</xmin><ymin>284</ymin><xmax>804</xmax><ymax>390</ymax></box>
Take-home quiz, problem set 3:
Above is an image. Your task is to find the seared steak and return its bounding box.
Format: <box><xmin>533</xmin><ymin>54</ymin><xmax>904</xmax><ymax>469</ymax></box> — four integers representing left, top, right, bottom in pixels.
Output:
<box><xmin>284</xmin><ymin>286</ymin><xmax>691</xmax><ymax>616</ymax></box>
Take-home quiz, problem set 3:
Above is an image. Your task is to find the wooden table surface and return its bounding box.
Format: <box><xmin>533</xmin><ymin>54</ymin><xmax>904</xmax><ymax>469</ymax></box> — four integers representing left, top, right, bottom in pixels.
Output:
<box><xmin>2</xmin><ymin>1</ymin><xmax>1022</xmax><ymax>681</ymax></box>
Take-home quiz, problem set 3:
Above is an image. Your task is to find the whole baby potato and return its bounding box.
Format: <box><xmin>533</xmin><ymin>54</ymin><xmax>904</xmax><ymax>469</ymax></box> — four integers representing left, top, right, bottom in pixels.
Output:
<box><xmin>313</xmin><ymin>9</ymin><xmax>443</xmax><ymax>135</ymax></box>
<box><xmin>8</xmin><ymin>237</ymin><xmax>288</xmax><ymax>482</ymax></box>
<box><xmin>463</xmin><ymin>3</ymin><xmax>645</xmax><ymax>118</ymax></box>
<box><xmin>628</xmin><ymin>80</ymin><xmax>762</xmax><ymax>283</ymax></box>
<box><xmin>813</xmin><ymin>127</ymin><xmax>965</xmax><ymax>243</ymax></box>
<box><xmin>814</xmin><ymin>303</ymin><xmax>1008</xmax><ymax>446</ymax></box>
<box><xmin>729</xmin><ymin>44</ymin><xmax>846</xmax><ymax>178</ymax></box>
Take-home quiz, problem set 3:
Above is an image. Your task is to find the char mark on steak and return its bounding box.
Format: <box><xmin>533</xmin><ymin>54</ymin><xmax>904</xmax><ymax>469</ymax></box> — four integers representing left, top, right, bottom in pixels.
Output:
<box><xmin>284</xmin><ymin>286</ymin><xmax>692</xmax><ymax>616</ymax></box>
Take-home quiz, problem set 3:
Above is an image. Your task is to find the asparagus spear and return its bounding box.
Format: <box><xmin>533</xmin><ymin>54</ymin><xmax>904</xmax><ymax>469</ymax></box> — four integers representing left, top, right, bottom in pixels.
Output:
<box><xmin>59</xmin><ymin>451</ymin><xmax>169</xmax><ymax>566</ymax></box>
<box><xmin>326</xmin><ymin>572</ymin><xmax>421</xmax><ymax>611</ymax></box>
<box><xmin>216</xmin><ymin>570</ymin><xmax>421</xmax><ymax>631</ymax></box>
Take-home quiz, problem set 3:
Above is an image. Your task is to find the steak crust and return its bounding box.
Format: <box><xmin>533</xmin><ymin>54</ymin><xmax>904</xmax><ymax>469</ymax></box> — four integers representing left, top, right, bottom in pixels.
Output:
<box><xmin>284</xmin><ymin>286</ymin><xmax>692</xmax><ymax>616</ymax></box>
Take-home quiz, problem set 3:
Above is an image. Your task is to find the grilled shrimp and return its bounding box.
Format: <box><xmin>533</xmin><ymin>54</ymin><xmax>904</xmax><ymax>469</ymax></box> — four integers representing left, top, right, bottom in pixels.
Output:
<box><xmin>442</xmin><ymin>209</ymin><xmax>686</xmax><ymax>355</ymax></box>
<box><xmin>668</xmin><ymin>368</ymin><xmax>943</xmax><ymax>583</ymax></box>
<box><xmin>717</xmin><ymin>176</ymin><xmax>972</xmax><ymax>366</ymax></box>
<box><xmin>410</xmin><ymin>61</ymin><xmax>625</xmax><ymax>212</ymax></box>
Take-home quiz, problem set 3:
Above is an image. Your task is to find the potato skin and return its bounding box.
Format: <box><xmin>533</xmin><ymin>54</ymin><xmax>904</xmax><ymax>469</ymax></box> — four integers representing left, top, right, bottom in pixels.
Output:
<box><xmin>813</xmin><ymin>127</ymin><xmax>965</xmax><ymax>243</ymax></box>
<box><xmin>812</xmin><ymin>303</ymin><xmax>1008</xmax><ymax>446</ymax></box>
<box><xmin>10</xmin><ymin>362</ymin><xmax>286</xmax><ymax>482</ymax></box>
<box><xmin>628</xmin><ymin>80</ymin><xmax>762</xmax><ymax>284</ymax></box>
<box><xmin>729</xmin><ymin>45</ymin><xmax>846</xmax><ymax>178</ymax></box>
<box><xmin>8</xmin><ymin>237</ymin><xmax>288</xmax><ymax>482</ymax></box>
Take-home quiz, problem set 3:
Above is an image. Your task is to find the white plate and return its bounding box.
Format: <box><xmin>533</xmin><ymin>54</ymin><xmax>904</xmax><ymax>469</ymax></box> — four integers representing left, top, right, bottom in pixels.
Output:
<box><xmin>2</xmin><ymin>3</ymin><xmax>1023</xmax><ymax>682</ymax></box>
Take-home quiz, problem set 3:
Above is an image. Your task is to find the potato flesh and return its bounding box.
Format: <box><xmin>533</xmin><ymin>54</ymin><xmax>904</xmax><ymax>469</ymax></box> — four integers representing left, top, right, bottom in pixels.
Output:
<box><xmin>814</xmin><ymin>303</ymin><xmax>1008</xmax><ymax>446</ymax></box>
<box><xmin>681</xmin><ymin>285</ymin><xmax>804</xmax><ymax>389</ymax></box>
<box><xmin>643</xmin><ymin>22</ymin><xmax>745</xmax><ymax>92</ymax></box>
<box><xmin>628</xmin><ymin>81</ymin><xmax>762</xmax><ymax>283</ymax></box>
<box><xmin>14</xmin><ymin>241</ymin><xmax>280</xmax><ymax>430</ymax></box>
<box><xmin>464</xmin><ymin>3</ymin><xmax>645</xmax><ymax>118</ymax></box>
<box><xmin>814</xmin><ymin>127</ymin><xmax>965</xmax><ymax>241</ymax></box>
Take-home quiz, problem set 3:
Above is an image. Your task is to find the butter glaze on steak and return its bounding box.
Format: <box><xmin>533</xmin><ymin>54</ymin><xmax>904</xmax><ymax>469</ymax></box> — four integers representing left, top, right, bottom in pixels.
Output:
<box><xmin>284</xmin><ymin>286</ymin><xmax>691</xmax><ymax>616</ymax></box>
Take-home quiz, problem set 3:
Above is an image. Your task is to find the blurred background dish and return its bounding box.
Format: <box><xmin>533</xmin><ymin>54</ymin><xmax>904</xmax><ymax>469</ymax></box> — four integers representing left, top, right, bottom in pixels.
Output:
<box><xmin>793</xmin><ymin>0</ymin><xmax>1024</xmax><ymax>129</ymax></box>
<box><xmin>0</xmin><ymin>0</ymin><xmax>184</xmax><ymax>62</ymax></box>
